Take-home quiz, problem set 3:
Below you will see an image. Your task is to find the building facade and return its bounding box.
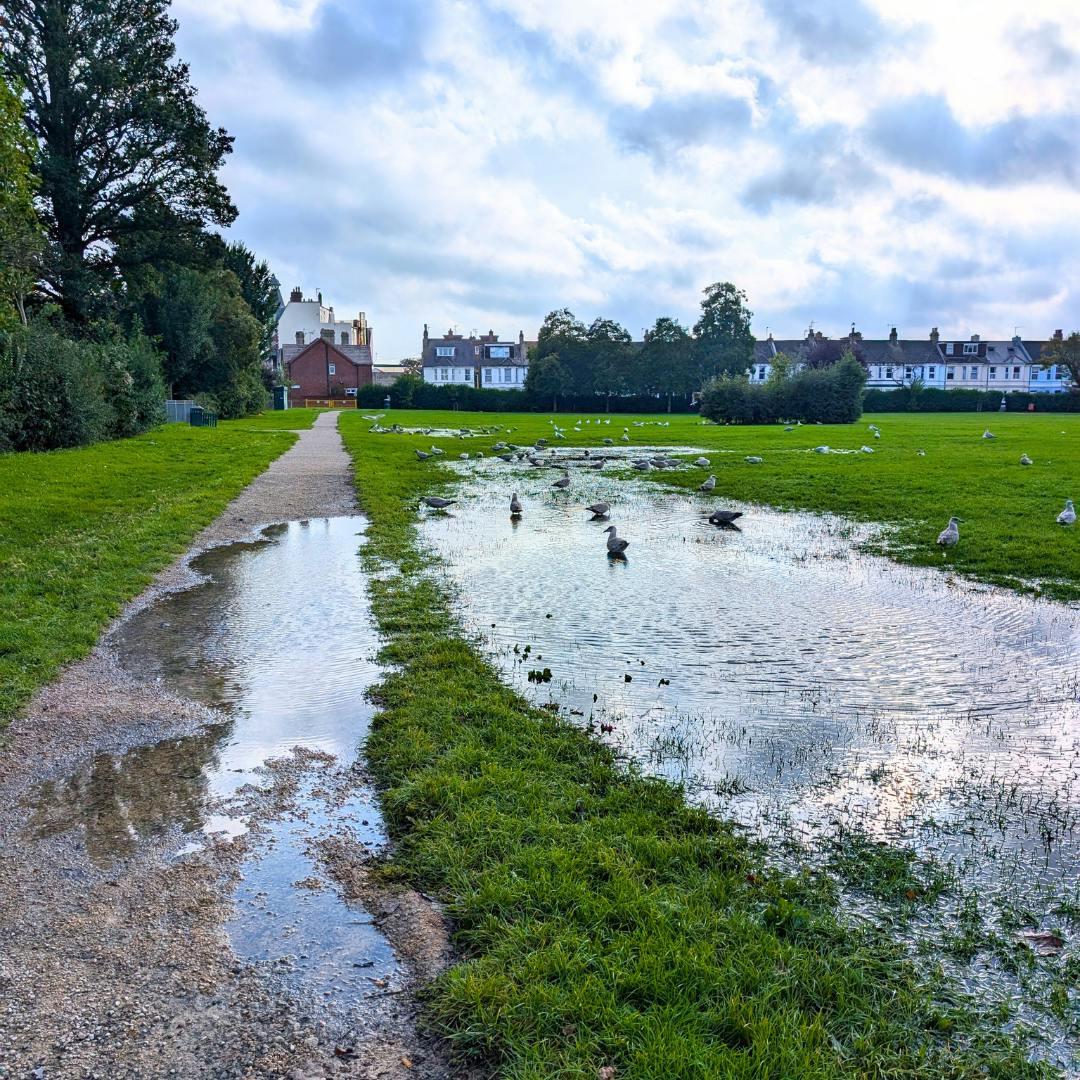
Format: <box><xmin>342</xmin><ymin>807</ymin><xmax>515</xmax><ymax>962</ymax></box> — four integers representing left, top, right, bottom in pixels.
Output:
<box><xmin>750</xmin><ymin>328</ymin><xmax>1071</xmax><ymax>394</ymax></box>
<box><xmin>276</xmin><ymin>287</ymin><xmax>373</xmax><ymax>352</ymax></box>
<box><xmin>421</xmin><ymin>326</ymin><xmax>531</xmax><ymax>390</ymax></box>
<box><xmin>281</xmin><ymin>337</ymin><xmax>373</xmax><ymax>406</ymax></box>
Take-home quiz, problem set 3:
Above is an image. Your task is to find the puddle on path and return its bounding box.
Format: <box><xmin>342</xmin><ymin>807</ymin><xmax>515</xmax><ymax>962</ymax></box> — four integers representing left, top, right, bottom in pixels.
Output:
<box><xmin>25</xmin><ymin>517</ymin><xmax>396</xmax><ymax>1005</ymax></box>
<box><xmin>419</xmin><ymin>456</ymin><xmax>1080</xmax><ymax>1065</ymax></box>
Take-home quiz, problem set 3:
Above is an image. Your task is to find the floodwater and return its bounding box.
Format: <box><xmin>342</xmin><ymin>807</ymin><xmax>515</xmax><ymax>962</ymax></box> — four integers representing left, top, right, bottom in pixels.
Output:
<box><xmin>419</xmin><ymin>453</ymin><xmax>1080</xmax><ymax>1065</ymax></box>
<box><xmin>25</xmin><ymin>517</ymin><xmax>396</xmax><ymax>1004</ymax></box>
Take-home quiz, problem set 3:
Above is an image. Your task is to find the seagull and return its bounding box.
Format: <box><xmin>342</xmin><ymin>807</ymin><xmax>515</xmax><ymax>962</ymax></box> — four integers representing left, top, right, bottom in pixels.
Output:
<box><xmin>694</xmin><ymin>457</ymin><xmax>710</xmax><ymax>467</ymax></box>
<box><xmin>416</xmin><ymin>450</ymin><xmax>431</xmax><ymax>460</ymax></box>
<box><xmin>813</xmin><ymin>445</ymin><xmax>830</xmax><ymax>454</ymax></box>
<box><xmin>916</xmin><ymin>449</ymin><xmax>926</xmax><ymax>456</ymax></box>
<box><xmin>1058</xmin><ymin>499</ymin><xmax>1075</xmax><ymax>525</ymax></box>
<box><xmin>498</xmin><ymin>453</ymin><xmax>514</xmax><ymax>462</ymax></box>
<box><xmin>421</xmin><ymin>496</ymin><xmax>455</xmax><ymax>510</ymax></box>
<box><xmin>621</xmin><ymin>432</ymin><xmax>630</xmax><ymax>443</ymax></box>
<box><xmin>982</xmin><ymin>429</ymin><xmax>995</xmax><ymax>440</ymax></box>
<box><xmin>1020</xmin><ymin>453</ymin><xmax>1033</xmax><ymax>466</ymax></box>
<box><xmin>361</xmin><ymin>414</ymin><xmax>385</xmax><ymax>421</ymax></box>
<box><xmin>552</xmin><ymin>472</ymin><xmax>571</xmax><ymax>489</ymax></box>
<box><xmin>744</xmin><ymin>455</ymin><xmax>763</xmax><ymax>464</ymax></box>
<box><xmin>873</xmin><ymin>430</ymin><xmax>881</xmax><ymax>439</ymax></box>
<box><xmin>586</xmin><ymin>502</ymin><xmax>610</xmax><ymax>519</ymax></box>
<box><xmin>430</xmin><ymin>446</ymin><xmax>445</xmax><ymax>456</ymax></box>
<box><xmin>510</xmin><ymin>493</ymin><xmax>522</xmax><ymax>515</ymax></box>
<box><xmin>602</xmin><ymin>437</ymin><xmax>614</xmax><ymax>446</ymax></box>
<box><xmin>783</xmin><ymin>425</ymin><xmax>794</xmax><ymax>432</ymax></box>
<box><xmin>589</xmin><ymin>459</ymin><xmax>605</xmax><ymax>469</ymax></box>
<box><xmin>868</xmin><ymin>424</ymin><xmax>879</xmax><ymax>432</ymax></box>
<box><xmin>708</xmin><ymin>509</ymin><xmax>743</xmax><ymax>527</ymax></box>
<box><xmin>633</xmin><ymin>460</ymin><xmax>653</xmax><ymax>471</ymax></box>
<box><xmin>459</xmin><ymin>453</ymin><xmax>469</xmax><ymax>460</ymax></box>
<box><xmin>603</xmin><ymin>525</ymin><xmax>630</xmax><ymax>555</ymax></box>
<box><xmin>699</xmin><ymin>474</ymin><xmax>717</xmax><ymax>492</ymax></box>
<box><xmin>937</xmin><ymin>516</ymin><xmax>961</xmax><ymax>547</ymax></box>
<box><xmin>860</xmin><ymin>446</ymin><xmax>874</xmax><ymax>454</ymax></box>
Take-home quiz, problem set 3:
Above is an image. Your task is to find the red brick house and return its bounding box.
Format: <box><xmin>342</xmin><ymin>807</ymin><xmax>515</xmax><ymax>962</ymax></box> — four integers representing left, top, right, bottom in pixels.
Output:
<box><xmin>282</xmin><ymin>337</ymin><xmax>373</xmax><ymax>406</ymax></box>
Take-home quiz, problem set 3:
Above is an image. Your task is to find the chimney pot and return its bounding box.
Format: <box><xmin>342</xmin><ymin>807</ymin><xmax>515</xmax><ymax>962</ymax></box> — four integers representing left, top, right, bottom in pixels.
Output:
<box><xmin>930</xmin><ymin>327</ymin><xmax>939</xmax><ymax>343</ymax></box>
<box><xmin>1054</xmin><ymin>329</ymin><xmax>1064</xmax><ymax>340</ymax></box>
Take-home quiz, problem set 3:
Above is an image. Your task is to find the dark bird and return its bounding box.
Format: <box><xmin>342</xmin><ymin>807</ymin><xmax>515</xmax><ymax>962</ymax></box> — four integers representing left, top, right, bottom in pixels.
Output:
<box><xmin>586</xmin><ymin>502</ymin><xmax>610</xmax><ymax>518</ymax></box>
<box><xmin>421</xmin><ymin>496</ymin><xmax>456</xmax><ymax>510</ymax></box>
<box><xmin>552</xmin><ymin>471</ymin><xmax>571</xmax><ymax>489</ymax></box>
<box><xmin>708</xmin><ymin>509</ymin><xmax>743</xmax><ymax>527</ymax></box>
<box><xmin>603</xmin><ymin>525</ymin><xmax>630</xmax><ymax>554</ymax></box>
<box><xmin>510</xmin><ymin>492</ymin><xmax>522</xmax><ymax>515</ymax></box>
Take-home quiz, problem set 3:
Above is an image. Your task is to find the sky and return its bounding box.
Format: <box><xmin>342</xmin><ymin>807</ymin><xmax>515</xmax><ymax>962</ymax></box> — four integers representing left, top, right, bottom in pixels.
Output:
<box><xmin>172</xmin><ymin>0</ymin><xmax>1080</xmax><ymax>361</ymax></box>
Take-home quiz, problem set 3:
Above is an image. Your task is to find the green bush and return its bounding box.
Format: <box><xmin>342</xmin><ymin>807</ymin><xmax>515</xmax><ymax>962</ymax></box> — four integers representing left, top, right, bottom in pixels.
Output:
<box><xmin>702</xmin><ymin>355</ymin><xmax>867</xmax><ymax>424</ymax></box>
<box><xmin>864</xmin><ymin>386</ymin><xmax>1080</xmax><ymax>413</ymax></box>
<box><xmin>0</xmin><ymin>322</ymin><xmax>165</xmax><ymax>451</ymax></box>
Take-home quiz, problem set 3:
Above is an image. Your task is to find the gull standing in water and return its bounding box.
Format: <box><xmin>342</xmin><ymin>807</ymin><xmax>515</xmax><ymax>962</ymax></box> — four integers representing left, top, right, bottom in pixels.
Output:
<box><xmin>421</xmin><ymin>496</ymin><xmax>456</xmax><ymax>510</ymax></box>
<box><xmin>603</xmin><ymin>525</ymin><xmax>630</xmax><ymax>555</ymax></box>
<box><xmin>552</xmin><ymin>471</ymin><xmax>571</xmax><ymax>490</ymax></box>
<box><xmin>509</xmin><ymin>493</ymin><xmax>522</xmax><ymax>515</ymax></box>
<box><xmin>586</xmin><ymin>502</ymin><xmax>611</xmax><ymax>519</ymax></box>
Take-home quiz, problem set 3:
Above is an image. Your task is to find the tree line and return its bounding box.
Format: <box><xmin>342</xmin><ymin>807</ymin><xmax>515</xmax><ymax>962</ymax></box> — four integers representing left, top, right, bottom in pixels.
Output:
<box><xmin>0</xmin><ymin>0</ymin><xmax>279</xmax><ymax>451</ymax></box>
<box><xmin>524</xmin><ymin>282</ymin><xmax>756</xmax><ymax>409</ymax></box>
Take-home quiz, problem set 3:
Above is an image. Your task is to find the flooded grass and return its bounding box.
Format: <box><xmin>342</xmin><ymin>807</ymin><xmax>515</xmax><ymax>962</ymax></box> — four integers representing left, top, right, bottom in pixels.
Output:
<box><xmin>339</xmin><ymin>412</ymin><xmax>1064</xmax><ymax>1079</ymax></box>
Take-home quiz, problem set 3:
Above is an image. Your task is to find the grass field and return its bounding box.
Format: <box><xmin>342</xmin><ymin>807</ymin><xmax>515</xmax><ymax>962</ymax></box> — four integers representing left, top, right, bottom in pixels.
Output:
<box><xmin>361</xmin><ymin>407</ymin><xmax>1080</xmax><ymax>600</ymax></box>
<box><xmin>340</xmin><ymin>410</ymin><xmax>1058</xmax><ymax>1079</ymax></box>
<box><xmin>0</xmin><ymin>415</ymin><xmax>298</xmax><ymax>728</ymax></box>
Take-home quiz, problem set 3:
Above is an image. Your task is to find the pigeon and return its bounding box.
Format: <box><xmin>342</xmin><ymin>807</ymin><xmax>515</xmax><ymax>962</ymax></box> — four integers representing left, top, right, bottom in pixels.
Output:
<box><xmin>699</xmin><ymin>475</ymin><xmax>717</xmax><ymax>492</ymax></box>
<box><xmin>421</xmin><ymin>496</ymin><xmax>455</xmax><ymax>510</ymax></box>
<box><xmin>1058</xmin><ymin>499</ymin><xmax>1075</xmax><ymax>525</ymax></box>
<box><xmin>694</xmin><ymin>457</ymin><xmax>710</xmax><ymax>467</ymax></box>
<box><xmin>744</xmin><ymin>456</ymin><xmax>763</xmax><ymax>464</ymax></box>
<box><xmin>510</xmin><ymin>492</ymin><xmax>522</xmax><ymax>515</ymax></box>
<box><xmin>937</xmin><ymin>516</ymin><xmax>961</xmax><ymax>547</ymax></box>
<box><xmin>586</xmin><ymin>502</ymin><xmax>611</xmax><ymax>519</ymax></box>
<box><xmin>603</xmin><ymin>525</ymin><xmax>630</xmax><ymax>554</ymax></box>
<box><xmin>552</xmin><ymin>472</ymin><xmax>571</xmax><ymax>489</ymax></box>
<box><xmin>1020</xmin><ymin>454</ymin><xmax>1033</xmax><ymax>466</ymax></box>
<box><xmin>982</xmin><ymin>429</ymin><xmax>995</xmax><ymax>440</ymax></box>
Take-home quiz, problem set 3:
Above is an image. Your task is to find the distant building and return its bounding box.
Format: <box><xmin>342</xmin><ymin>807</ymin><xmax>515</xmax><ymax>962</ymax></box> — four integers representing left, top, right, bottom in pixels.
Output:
<box><xmin>373</xmin><ymin>364</ymin><xmax>409</xmax><ymax>387</ymax></box>
<box><xmin>275</xmin><ymin>286</ymin><xmax>372</xmax><ymax>353</ymax></box>
<box><xmin>280</xmin><ymin>337</ymin><xmax>372</xmax><ymax>407</ymax></box>
<box><xmin>750</xmin><ymin>327</ymin><xmax>1071</xmax><ymax>394</ymax></box>
<box><xmin>421</xmin><ymin>326</ymin><xmax>531</xmax><ymax>390</ymax></box>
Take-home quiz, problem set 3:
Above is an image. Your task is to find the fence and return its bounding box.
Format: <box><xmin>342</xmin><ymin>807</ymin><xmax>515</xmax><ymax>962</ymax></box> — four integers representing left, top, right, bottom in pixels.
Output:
<box><xmin>164</xmin><ymin>399</ymin><xmax>197</xmax><ymax>423</ymax></box>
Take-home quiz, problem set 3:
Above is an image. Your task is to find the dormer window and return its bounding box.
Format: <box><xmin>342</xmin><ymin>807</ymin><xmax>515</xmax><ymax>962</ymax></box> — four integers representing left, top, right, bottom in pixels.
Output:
<box><xmin>963</xmin><ymin>343</ymin><xmax>978</xmax><ymax>355</ymax></box>
<box><xmin>945</xmin><ymin>343</ymin><xmax>954</xmax><ymax>355</ymax></box>
<box><xmin>435</xmin><ymin>346</ymin><xmax>456</xmax><ymax>358</ymax></box>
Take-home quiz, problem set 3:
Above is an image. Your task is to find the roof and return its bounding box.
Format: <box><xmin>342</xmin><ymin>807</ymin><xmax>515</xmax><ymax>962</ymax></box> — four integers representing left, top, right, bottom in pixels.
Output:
<box><xmin>280</xmin><ymin>340</ymin><xmax>372</xmax><ymax>367</ymax></box>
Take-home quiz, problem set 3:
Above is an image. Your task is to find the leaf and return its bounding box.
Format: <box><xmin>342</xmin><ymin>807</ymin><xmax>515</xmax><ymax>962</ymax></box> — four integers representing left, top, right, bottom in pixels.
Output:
<box><xmin>1015</xmin><ymin>929</ymin><xmax>1065</xmax><ymax>956</ymax></box>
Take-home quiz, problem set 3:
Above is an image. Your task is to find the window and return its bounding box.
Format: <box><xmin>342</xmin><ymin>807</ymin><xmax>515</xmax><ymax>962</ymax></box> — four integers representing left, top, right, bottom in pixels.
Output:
<box><xmin>328</xmin><ymin>363</ymin><xmax>336</xmax><ymax>375</ymax></box>
<box><xmin>488</xmin><ymin>345</ymin><xmax>511</xmax><ymax>360</ymax></box>
<box><xmin>928</xmin><ymin>366</ymin><xmax>936</xmax><ymax>379</ymax></box>
<box><xmin>969</xmin><ymin>366</ymin><xmax>979</xmax><ymax>379</ymax></box>
<box><xmin>1013</xmin><ymin>366</ymin><xmax>1021</xmax><ymax>379</ymax></box>
<box><xmin>320</xmin><ymin>329</ymin><xmax>334</xmax><ymax>342</ymax></box>
<box><xmin>464</xmin><ymin>369</ymin><xmax>471</xmax><ymax>381</ymax></box>
<box><xmin>758</xmin><ymin>365</ymin><xmax>767</xmax><ymax>379</ymax></box>
<box><xmin>484</xmin><ymin>368</ymin><xmax>492</xmax><ymax>382</ymax></box>
<box><xmin>963</xmin><ymin>343</ymin><xmax>978</xmax><ymax>355</ymax></box>
<box><xmin>440</xmin><ymin>368</ymin><xmax>449</xmax><ymax>380</ymax></box>
<box><xmin>947</xmin><ymin>366</ymin><xmax>955</xmax><ymax>381</ymax></box>
<box><xmin>474</xmin><ymin>345</ymin><xmax>480</xmax><ymax>356</ymax></box>
<box><xmin>904</xmin><ymin>366</ymin><xmax>913</xmax><ymax>379</ymax></box>
<box><xmin>961</xmin><ymin>366</ymin><xmax>967</xmax><ymax>379</ymax></box>
<box><xmin>945</xmin><ymin>343</ymin><xmax>955</xmax><ymax>355</ymax></box>
<box><xmin>341</xmin><ymin>332</ymin><xmax>349</xmax><ymax>344</ymax></box>
<box><xmin>504</xmin><ymin>367</ymin><xmax>512</xmax><ymax>381</ymax></box>
<box><xmin>989</xmin><ymin>366</ymin><xmax>997</xmax><ymax>379</ymax></box>
<box><xmin>435</xmin><ymin>346</ymin><xmax>455</xmax><ymax>357</ymax></box>
<box><xmin>885</xmin><ymin>366</ymin><xmax>894</xmax><ymax>379</ymax></box>
<box><xmin>295</xmin><ymin>331</ymin><xmax>304</xmax><ymax>345</ymax></box>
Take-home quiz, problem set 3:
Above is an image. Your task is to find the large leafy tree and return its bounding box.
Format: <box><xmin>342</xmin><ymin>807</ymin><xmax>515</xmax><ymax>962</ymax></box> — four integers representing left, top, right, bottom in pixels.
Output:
<box><xmin>586</xmin><ymin>317</ymin><xmax>633</xmax><ymax>403</ymax></box>
<box><xmin>1040</xmin><ymin>332</ymin><xmax>1080</xmax><ymax>390</ymax></box>
<box><xmin>637</xmin><ymin>316</ymin><xmax>697</xmax><ymax>410</ymax></box>
<box><xmin>222</xmin><ymin>242</ymin><xmax>280</xmax><ymax>359</ymax></box>
<box><xmin>0</xmin><ymin>74</ymin><xmax>43</xmax><ymax>326</ymax></box>
<box><xmin>693</xmin><ymin>281</ymin><xmax>755</xmax><ymax>380</ymax></box>
<box><xmin>525</xmin><ymin>353</ymin><xmax>571</xmax><ymax>411</ymax></box>
<box><xmin>2</xmin><ymin>0</ymin><xmax>235</xmax><ymax>321</ymax></box>
<box><xmin>804</xmin><ymin>334</ymin><xmax>867</xmax><ymax>370</ymax></box>
<box><xmin>534</xmin><ymin>308</ymin><xmax>591</xmax><ymax>393</ymax></box>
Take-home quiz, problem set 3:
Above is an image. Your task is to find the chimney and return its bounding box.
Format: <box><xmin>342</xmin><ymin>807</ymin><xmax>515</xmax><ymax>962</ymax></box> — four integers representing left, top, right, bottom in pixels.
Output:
<box><xmin>289</xmin><ymin>286</ymin><xmax>302</xmax><ymax>303</ymax></box>
<box><xmin>317</xmin><ymin>290</ymin><xmax>323</xmax><ymax>304</ymax></box>
<box><xmin>1054</xmin><ymin>329</ymin><xmax>1064</xmax><ymax>341</ymax></box>
<box><xmin>970</xmin><ymin>333</ymin><xmax>980</xmax><ymax>342</ymax></box>
<box><xmin>423</xmin><ymin>323</ymin><xmax>429</xmax><ymax>348</ymax></box>
<box><xmin>930</xmin><ymin>327</ymin><xmax>939</xmax><ymax>343</ymax></box>
<box><xmin>889</xmin><ymin>326</ymin><xmax>898</xmax><ymax>344</ymax></box>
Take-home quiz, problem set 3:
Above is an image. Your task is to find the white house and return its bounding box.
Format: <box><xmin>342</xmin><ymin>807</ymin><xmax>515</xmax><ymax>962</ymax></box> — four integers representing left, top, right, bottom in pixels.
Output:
<box><xmin>276</xmin><ymin>286</ymin><xmax>372</xmax><ymax>351</ymax></box>
<box><xmin>421</xmin><ymin>327</ymin><xmax>531</xmax><ymax>390</ymax></box>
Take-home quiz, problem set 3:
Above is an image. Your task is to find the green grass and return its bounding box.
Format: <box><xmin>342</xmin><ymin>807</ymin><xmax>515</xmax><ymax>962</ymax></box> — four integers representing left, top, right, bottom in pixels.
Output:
<box><xmin>354</xmin><ymin>407</ymin><xmax>1080</xmax><ymax>600</ymax></box>
<box><xmin>0</xmin><ymin>420</ymin><xmax>297</xmax><ymax>727</ymax></box>
<box><xmin>339</xmin><ymin>410</ymin><xmax>1058</xmax><ymax>1079</ymax></box>
<box><xmin>219</xmin><ymin>407</ymin><xmax>320</xmax><ymax>430</ymax></box>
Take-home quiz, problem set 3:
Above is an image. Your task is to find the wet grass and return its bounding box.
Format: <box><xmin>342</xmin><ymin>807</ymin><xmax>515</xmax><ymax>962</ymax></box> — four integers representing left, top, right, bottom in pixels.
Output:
<box><xmin>339</xmin><ymin>412</ymin><xmax>1059</xmax><ymax>1079</ymax></box>
<box><xmin>363</xmin><ymin>407</ymin><xmax>1080</xmax><ymax>600</ymax></box>
<box><xmin>0</xmin><ymin>420</ymin><xmax>297</xmax><ymax>729</ymax></box>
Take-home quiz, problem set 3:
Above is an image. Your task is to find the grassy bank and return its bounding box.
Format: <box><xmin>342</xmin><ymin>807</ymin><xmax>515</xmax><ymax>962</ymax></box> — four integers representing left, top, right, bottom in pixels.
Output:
<box><xmin>359</xmin><ymin>407</ymin><xmax>1080</xmax><ymax>600</ymax></box>
<box><xmin>0</xmin><ymin>418</ymin><xmax>298</xmax><ymax>727</ymax></box>
<box><xmin>340</xmin><ymin>411</ymin><xmax>1056</xmax><ymax>1079</ymax></box>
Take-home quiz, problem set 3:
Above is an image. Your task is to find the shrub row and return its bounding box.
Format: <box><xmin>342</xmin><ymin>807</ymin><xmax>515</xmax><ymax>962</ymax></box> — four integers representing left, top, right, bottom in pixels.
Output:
<box><xmin>863</xmin><ymin>386</ymin><xmax>1080</xmax><ymax>412</ymax></box>
<box><xmin>701</xmin><ymin>356</ymin><xmax>867</xmax><ymax>424</ymax></box>
<box><xmin>355</xmin><ymin>376</ymin><xmax>698</xmax><ymax>414</ymax></box>
<box><xmin>0</xmin><ymin>324</ymin><xmax>165</xmax><ymax>452</ymax></box>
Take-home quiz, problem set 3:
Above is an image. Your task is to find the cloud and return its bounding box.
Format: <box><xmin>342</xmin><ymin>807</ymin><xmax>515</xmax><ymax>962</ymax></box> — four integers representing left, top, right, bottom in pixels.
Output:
<box><xmin>759</xmin><ymin>0</ymin><xmax>896</xmax><ymax>59</ymax></box>
<box><xmin>865</xmin><ymin>93</ymin><xmax>1080</xmax><ymax>186</ymax></box>
<box><xmin>610</xmin><ymin>91</ymin><xmax>753</xmax><ymax>161</ymax></box>
<box><xmin>1012</xmin><ymin>20</ymin><xmax>1077</xmax><ymax>73</ymax></box>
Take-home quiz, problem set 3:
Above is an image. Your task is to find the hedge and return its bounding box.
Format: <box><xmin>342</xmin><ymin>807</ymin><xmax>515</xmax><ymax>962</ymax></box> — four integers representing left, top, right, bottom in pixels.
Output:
<box><xmin>863</xmin><ymin>386</ymin><xmax>1080</xmax><ymax>412</ymax></box>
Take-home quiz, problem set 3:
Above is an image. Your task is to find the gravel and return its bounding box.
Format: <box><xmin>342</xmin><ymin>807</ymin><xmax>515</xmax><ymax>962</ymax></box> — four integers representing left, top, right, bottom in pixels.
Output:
<box><xmin>0</xmin><ymin>414</ymin><xmax>461</xmax><ymax>1080</ymax></box>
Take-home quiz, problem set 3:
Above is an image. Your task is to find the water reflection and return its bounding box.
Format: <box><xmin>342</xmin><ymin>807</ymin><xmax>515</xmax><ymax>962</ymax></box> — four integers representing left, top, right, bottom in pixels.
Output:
<box><xmin>24</xmin><ymin>517</ymin><xmax>397</xmax><ymax>1002</ymax></box>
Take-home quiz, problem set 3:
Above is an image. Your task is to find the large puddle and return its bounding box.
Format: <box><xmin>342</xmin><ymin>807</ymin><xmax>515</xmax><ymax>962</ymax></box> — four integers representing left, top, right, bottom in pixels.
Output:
<box><xmin>419</xmin><ymin>454</ymin><xmax>1080</xmax><ymax>1066</ymax></box>
<box><xmin>25</xmin><ymin>517</ymin><xmax>397</xmax><ymax>1005</ymax></box>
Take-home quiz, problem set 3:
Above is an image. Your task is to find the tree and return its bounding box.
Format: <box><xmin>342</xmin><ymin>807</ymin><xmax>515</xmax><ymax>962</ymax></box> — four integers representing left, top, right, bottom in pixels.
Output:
<box><xmin>222</xmin><ymin>242</ymin><xmax>280</xmax><ymax>359</ymax></box>
<box><xmin>2</xmin><ymin>0</ymin><xmax>235</xmax><ymax>321</ymax></box>
<box><xmin>693</xmin><ymin>282</ymin><xmax>755</xmax><ymax>380</ymax></box>
<box><xmin>0</xmin><ymin>74</ymin><xmax>43</xmax><ymax>327</ymax></box>
<box><xmin>587</xmin><ymin>316</ymin><xmax>633</xmax><ymax>406</ymax></box>
<box><xmin>526</xmin><ymin>353</ymin><xmax>571</xmax><ymax>411</ymax></box>
<box><xmin>534</xmin><ymin>308</ymin><xmax>590</xmax><ymax>394</ymax></box>
<box><xmin>1040</xmin><ymin>332</ymin><xmax>1080</xmax><ymax>390</ymax></box>
<box><xmin>637</xmin><ymin>316</ymin><xmax>696</xmax><ymax>410</ymax></box>
<box><xmin>804</xmin><ymin>335</ymin><xmax>867</xmax><ymax>370</ymax></box>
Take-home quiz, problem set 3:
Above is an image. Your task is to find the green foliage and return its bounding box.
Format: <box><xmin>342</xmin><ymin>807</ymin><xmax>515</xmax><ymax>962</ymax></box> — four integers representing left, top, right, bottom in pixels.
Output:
<box><xmin>2</xmin><ymin>0</ymin><xmax>235</xmax><ymax>321</ymax></box>
<box><xmin>0</xmin><ymin>420</ymin><xmax>296</xmax><ymax>725</ymax></box>
<box><xmin>0</xmin><ymin>321</ymin><xmax>164</xmax><ymax>450</ymax></box>
<box><xmin>222</xmin><ymin>241</ymin><xmax>280</xmax><ymax>359</ymax></box>
<box><xmin>863</xmin><ymin>387</ymin><xmax>1080</xmax><ymax>413</ymax></box>
<box><xmin>693</xmin><ymin>281</ymin><xmax>756</xmax><ymax>379</ymax></box>
<box><xmin>525</xmin><ymin>353</ymin><xmax>572</xmax><ymax>409</ymax></box>
<box><xmin>703</xmin><ymin>354</ymin><xmax>867</xmax><ymax>424</ymax></box>
<box><xmin>637</xmin><ymin>316</ymin><xmax>697</xmax><ymax>408</ymax></box>
<box><xmin>337</xmin><ymin>412</ymin><xmax>1057</xmax><ymax>1079</ymax></box>
<box><xmin>1037</xmin><ymin>332</ymin><xmax>1080</xmax><ymax>388</ymax></box>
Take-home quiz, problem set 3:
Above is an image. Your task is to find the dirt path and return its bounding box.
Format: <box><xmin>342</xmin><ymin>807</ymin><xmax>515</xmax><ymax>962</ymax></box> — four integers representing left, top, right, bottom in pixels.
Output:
<box><xmin>0</xmin><ymin>413</ymin><xmax>455</xmax><ymax>1080</ymax></box>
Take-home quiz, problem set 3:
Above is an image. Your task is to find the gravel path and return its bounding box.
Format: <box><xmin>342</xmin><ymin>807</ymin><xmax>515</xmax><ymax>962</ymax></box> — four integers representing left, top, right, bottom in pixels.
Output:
<box><xmin>0</xmin><ymin>413</ymin><xmax>457</xmax><ymax>1080</ymax></box>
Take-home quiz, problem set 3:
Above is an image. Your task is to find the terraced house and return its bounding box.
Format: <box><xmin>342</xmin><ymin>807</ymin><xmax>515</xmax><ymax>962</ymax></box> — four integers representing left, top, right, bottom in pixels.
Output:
<box><xmin>421</xmin><ymin>326</ymin><xmax>532</xmax><ymax>390</ymax></box>
<box><xmin>749</xmin><ymin>327</ymin><xmax>1072</xmax><ymax>394</ymax></box>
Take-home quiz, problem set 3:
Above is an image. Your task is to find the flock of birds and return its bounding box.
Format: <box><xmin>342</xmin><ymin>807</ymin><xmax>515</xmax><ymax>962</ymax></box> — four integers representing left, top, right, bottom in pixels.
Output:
<box><xmin>408</xmin><ymin>416</ymin><xmax>1076</xmax><ymax>554</ymax></box>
